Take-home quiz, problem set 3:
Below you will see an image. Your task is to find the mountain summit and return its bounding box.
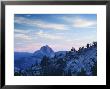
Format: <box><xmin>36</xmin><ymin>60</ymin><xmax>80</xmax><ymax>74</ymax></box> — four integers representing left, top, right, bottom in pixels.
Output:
<box><xmin>33</xmin><ymin>45</ymin><xmax>55</xmax><ymax>58</ymax></box>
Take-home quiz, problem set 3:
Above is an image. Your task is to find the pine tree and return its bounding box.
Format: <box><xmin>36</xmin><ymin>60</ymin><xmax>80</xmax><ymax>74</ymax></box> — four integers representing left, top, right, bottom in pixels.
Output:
<box><xmin>86</xmin><ymin>43</ymin><xmax>90</xmax><ymax>48</ymax></box>
<box><xmin>41</xmin><ymin>56</ymin><xmax>49</xmax><ymax>67</ymax></box>
<box><xmin>40</xmin><ymin>56</ymin><xmax>50</xmax><ymax>75</ymax></box>
<box><xmin>77</xmin><ymin>68</ymin><xmax>86</xmax><ymax>76</ymax></box>
<box><xmin>71</xmin><ymin>47</ymin><xmax>76</xmax><ymax>52</ymax></box>
<box><xmin>91</xmin><ymin>63</ymin><xmax>97</xmax><ymax>76</ymax></box>
<box><xmin>93</xmin><ymin>42</ymin><xmax>97</xmax><ymax>47</ymax></box>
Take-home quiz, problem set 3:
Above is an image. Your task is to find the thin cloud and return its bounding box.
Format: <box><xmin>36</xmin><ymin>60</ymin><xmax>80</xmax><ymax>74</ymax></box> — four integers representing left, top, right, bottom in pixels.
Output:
<box><xmin>14</xmin><ymin>29</ymin><xmax>31</xmax><ymax>34</ymax></box>
<box><xmin>62</xmin><ymin>16</ymin><xmax>97</xmax><ymax>28</ymax></box>
<box><xmin>15</xmin><ymin>33</ymin><xmax>32</xmax><ymax>40</ymax></box>
<box><xmin>15</xmin><ymin>16</ymin><xmax>67</xmax><ymax>31</ymax></box>
<box><xmin>37</xmin><ymin>23</ymin><xmax>66</xmax><ymax>30</ymax></box>
<box><xmin>36</xmin><ymin>30</ymin><xmax>63</xmax><ymax>40</ymax></box>
<box><xmin>73</xmin><ymin>18</ymin><xmax>96</xmax><ymax>28</ymax></box>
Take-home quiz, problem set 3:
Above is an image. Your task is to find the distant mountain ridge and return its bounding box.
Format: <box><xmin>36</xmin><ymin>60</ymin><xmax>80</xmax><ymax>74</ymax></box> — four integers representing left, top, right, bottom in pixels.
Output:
<box><xmin>14</xmin><ymin>45</ymin><xmax>55</xmax><ymax>69</ymax></box>
<box><xmin>14</xmin><ymin>52</ymin><xmax>32</xmax><ymax>60</ymax></box>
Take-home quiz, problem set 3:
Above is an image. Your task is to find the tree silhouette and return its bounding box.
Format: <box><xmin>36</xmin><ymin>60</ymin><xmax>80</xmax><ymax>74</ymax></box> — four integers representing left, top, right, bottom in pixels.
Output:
<box><xmin>71</xmin><ymin>47</ymin><xmax>76</xmax><ymax>52</ymax></box>
<box><xmin>93</xmin><ymin>42</ymin><xmax>97</xmax><ymax>47</ymax></box>
<box><xmin>86</xmin><ymin>43</ymin><xmax>90</xmax><ymax>48</ymax></box>
<box><xmin>40</xmin><ymin>56</ymin><xmax>50</xmax><ymax>75</ymax></box>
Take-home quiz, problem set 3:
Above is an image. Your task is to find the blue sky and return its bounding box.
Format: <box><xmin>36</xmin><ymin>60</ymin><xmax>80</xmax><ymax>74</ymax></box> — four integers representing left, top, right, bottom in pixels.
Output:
<box><xmin>14</xmin><ymin>14</ymin><xmax>97</xmax><ymax>53</ymax></box>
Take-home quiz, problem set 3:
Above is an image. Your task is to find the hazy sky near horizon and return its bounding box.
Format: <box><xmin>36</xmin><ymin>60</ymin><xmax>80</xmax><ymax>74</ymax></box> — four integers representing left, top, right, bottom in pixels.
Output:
<box><xmin>14</xmin><ymin>14</ymin><xmax>97</xmax><ymax>53</ymax></box>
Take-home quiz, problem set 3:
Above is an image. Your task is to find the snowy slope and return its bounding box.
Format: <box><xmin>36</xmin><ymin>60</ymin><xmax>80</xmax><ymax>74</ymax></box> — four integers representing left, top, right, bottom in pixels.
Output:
<box><xmin>64</xmin><ymin>46</ymin><xmax>97</xmax><ymax>76</ymax></box>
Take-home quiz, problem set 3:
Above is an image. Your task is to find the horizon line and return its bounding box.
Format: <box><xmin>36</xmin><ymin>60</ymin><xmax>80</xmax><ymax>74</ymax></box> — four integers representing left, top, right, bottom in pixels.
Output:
<box><xmin>14</xmin><ymin>41</ymin><xmax>97</xmax><ymax>53</ymax></box>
